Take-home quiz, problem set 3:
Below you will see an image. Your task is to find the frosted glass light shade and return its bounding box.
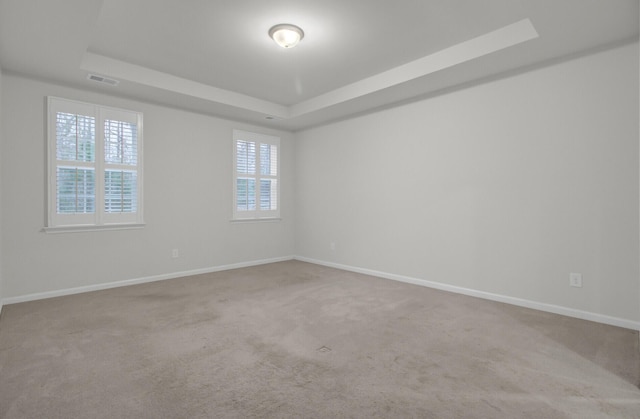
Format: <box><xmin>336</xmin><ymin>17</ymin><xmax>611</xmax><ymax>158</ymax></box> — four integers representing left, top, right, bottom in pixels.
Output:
<box><xmin>269</xmin><ymin>24</ymin><xmax>304</xmax><ymax>48</ymax></box>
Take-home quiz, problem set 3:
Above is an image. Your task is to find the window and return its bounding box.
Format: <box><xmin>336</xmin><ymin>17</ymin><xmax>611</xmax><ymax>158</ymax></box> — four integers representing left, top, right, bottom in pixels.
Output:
<box><xmin>233</xmin><ymin>130</ymin><xmax>280</xmax><ymax>220</ymax></box>
<box><xmin>47</xmin><ymin>97</ymin><xmax>143</xmax><ymax>229</ymax></box>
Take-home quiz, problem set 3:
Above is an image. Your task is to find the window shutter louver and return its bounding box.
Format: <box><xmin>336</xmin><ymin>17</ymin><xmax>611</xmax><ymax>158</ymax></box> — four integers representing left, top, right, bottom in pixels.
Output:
<box><xmin>47</xmin><ymin>97</ymin><xmax>143</xmax><ymax>229</ymax></box>
<box><xmin>104</xmin><ymin>118</ymin><xmax>139</xmax><ymax>214</ymax></box>
<box><xmin>232</xmin><ymin>130</ymin><xmax>280</xmax><ymax>220</ymax></box>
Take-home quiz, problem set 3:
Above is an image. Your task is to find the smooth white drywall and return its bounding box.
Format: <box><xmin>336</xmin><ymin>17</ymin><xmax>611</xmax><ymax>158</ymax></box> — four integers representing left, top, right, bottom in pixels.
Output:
<box><xmin>295</xmin><ymin>42</ymin><xmax>640</xmax><ymax>323</ymax></box>
<box><xmin>0</xmin><ymin>74</ymin><xmax>294</xmax><ymax>298</ymax></box>
<box><xmin>0</xmin><ymin>67</ymin><xmax>4</xmax><ymax>312</ymax></box>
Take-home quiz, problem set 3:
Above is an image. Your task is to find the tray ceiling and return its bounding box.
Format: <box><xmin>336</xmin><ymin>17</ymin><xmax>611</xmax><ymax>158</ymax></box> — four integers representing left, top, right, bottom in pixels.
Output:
<box><xmin>1</xmin><ymin>0</ymin><xmax>637</xmax><ymax>131</ymax></box>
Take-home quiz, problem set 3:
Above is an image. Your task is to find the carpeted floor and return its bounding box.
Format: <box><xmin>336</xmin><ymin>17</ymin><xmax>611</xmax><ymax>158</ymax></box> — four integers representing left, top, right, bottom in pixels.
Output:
<box><xmin>0</xmin><ymin>260</ymin><xmax>639</xmax><ymax>418</ymax></box>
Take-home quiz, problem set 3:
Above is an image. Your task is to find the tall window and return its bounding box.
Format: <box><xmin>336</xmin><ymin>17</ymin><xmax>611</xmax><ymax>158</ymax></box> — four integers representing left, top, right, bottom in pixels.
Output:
<box><xmin>47</xmin><ymin>97</ymin><xmax>143</xmax><ymax>229</ymax></box>
<box><xmin>233</xmin><ymin>130</ymin><xmax>280</xmax><ymax>220</ymax></box>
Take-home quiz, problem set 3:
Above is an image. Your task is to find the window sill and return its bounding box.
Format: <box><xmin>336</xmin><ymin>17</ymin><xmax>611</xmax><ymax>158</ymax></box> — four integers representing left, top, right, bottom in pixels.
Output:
<box><xmin>43</xmin><ymin>223</ymin><xmax>145</xmax><ymax>234</ymax></box>
<box><xmin>230</xmin><ymin>218</ymin><xmax>282</xmax><ymax>224</ymax></box>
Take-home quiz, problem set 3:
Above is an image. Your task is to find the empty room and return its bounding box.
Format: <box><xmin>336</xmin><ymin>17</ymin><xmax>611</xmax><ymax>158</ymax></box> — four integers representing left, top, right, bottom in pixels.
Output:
<box><xmin>1</xmin><ymin>0</ymin><xmax>639</xmax><ymax>417</ymax></box>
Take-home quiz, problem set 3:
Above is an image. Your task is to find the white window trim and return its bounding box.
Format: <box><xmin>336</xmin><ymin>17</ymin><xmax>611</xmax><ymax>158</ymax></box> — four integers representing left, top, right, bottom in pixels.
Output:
<box><xmin>46</xmin><ymin>97</ymin><xmax>144</xmax><ymax>231</ymax></box>
<box><xmin>232</xmin><ymin>130</ymin><xmax>280</xmax><ymax>221</ymax></box>
<box><xmin>43</xmin><ymin>223</ymin><xmax>145</xmax><ymax>234</ymax></box>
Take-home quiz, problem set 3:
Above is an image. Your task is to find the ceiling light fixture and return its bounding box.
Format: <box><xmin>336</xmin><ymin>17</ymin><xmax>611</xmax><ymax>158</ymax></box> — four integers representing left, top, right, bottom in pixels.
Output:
<box><xmin>269</xmin><ymin>24</ymin><xmax>304</xmax><ymax>48</ymax></box>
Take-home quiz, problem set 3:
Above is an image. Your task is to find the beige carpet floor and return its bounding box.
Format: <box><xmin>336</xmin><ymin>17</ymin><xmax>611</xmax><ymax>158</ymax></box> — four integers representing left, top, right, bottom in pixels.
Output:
<box><xmin>0</xmin><ymin>260</ymin><xmax>639</xmax><ymax>418</ymax></box>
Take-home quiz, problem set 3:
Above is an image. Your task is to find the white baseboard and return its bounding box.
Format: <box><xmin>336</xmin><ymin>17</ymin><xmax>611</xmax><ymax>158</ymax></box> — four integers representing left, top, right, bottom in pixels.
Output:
<box><xmin>2</xmin><ymin>254</ymin><xmax>638</xmax><ymax>332</ymax></box>
<box><xmin>294</xmin><ymin>255</ymin><xmax>640</xmax><ymax>332</ymax></box>
<box><xmin>1</xmin><ymin>256</ymin><xmax>294</xmax><ymax>306</ymax></box>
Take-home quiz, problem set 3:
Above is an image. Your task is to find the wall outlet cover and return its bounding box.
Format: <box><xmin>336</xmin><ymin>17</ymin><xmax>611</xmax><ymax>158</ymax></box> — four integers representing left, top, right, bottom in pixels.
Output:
<box><xmin>569</xmin><ymin>272</ymin><xmax>582</xmax><ymax>288</ymax></box>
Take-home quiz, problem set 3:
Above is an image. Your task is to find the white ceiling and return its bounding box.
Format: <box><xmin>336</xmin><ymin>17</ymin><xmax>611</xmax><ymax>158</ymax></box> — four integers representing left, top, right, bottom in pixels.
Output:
<box><xmin>0</xmin><ymin>0</ymin><xmax>638</xmax><ymax>131</ymax></box>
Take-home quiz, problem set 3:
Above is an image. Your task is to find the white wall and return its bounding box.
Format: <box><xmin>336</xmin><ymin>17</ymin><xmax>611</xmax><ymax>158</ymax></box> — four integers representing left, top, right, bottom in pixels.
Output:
<box><xmin>0</xmin><ymin>75</ymin><xmax>295</xmax><ymax>298</ymax></box>
<box><xmin>295</xmin><ymin>42</ymin><xmax>640</xmax><ymax>324</ymax></box>
<box><xmin>0</xmin><ymin>67</ymin><xmax>4</xmax><ymax>314</ymax></box>
<box><xmin>1</xmin><ymin>42</ymin><xmax>638</xmax><ymax>328</ymax></box>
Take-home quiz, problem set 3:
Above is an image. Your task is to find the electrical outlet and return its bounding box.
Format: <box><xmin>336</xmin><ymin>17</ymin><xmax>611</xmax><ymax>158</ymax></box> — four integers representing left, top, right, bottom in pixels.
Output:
<box><xmin>330</xmin><ymin>242</ymin><xmax>336</xmax><ymax>251</ymax></box>
<box><xmin>569</xmin><ymin>273</ymin><xmax>582</xmax><ymax>288</ymax></box>
<box><xmin>172</xmin><ymin>249</ymin><xmax>179</xmax><ymax>258</ymax></box>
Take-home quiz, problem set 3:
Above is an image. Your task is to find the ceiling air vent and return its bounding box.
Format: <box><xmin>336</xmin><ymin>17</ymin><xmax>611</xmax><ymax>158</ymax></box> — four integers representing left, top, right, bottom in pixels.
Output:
<box><xmin>87</xmin><ymin>74</ymin><xmax>119</xmax><ymax>86</ymax></box>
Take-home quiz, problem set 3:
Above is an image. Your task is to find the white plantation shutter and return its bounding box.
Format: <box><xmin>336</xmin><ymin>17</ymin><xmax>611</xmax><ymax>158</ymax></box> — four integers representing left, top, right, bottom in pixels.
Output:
<box><xmin>55</xmin><ymin>109</ymin><xmax>96</xmax><ymax>216</ymax></box>
<box><xmin>233</xmin><ymin>130</ymin><xmax>280</xmax><ymax>219</ymax></box>
<box><xmin>101</xmin><ymin>108</ymin><xmax>141</xmax><ymax>224</ymax></box>
<box><xmin>47</xmin><ymin>97</ymin><xmax>143</xmax><ymax>229</ymax></box>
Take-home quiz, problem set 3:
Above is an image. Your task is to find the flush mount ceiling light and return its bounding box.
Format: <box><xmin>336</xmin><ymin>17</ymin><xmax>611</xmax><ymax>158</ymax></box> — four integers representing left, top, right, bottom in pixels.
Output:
<box><xmin>269</xmin><ymin>24</ymin><xmax>304</xmax><ymax>48</ymax></box>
